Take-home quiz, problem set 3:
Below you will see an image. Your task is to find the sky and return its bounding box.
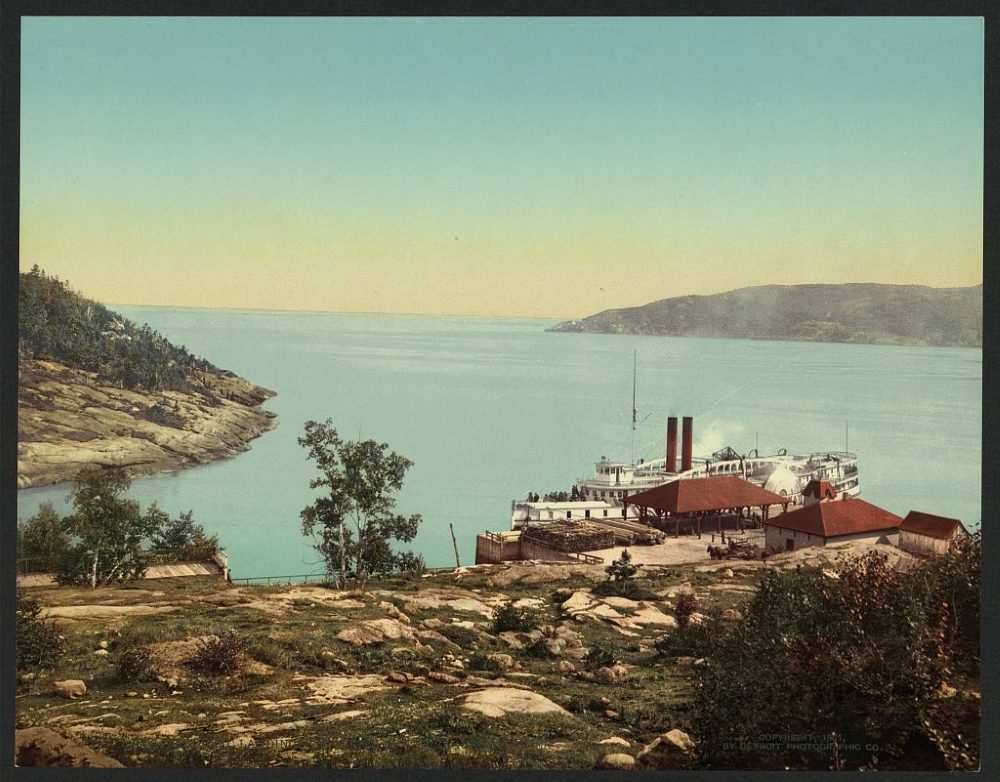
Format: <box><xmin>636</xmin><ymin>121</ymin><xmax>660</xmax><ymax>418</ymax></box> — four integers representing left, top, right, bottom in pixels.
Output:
<box><xmin>19</xmin><ymin>16</ymin><xmax>984</xmax><ymax>318</ymax></box>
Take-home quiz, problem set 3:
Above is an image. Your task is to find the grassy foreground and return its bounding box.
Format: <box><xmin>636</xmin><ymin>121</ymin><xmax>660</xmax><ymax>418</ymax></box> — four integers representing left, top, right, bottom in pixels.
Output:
<box><xmin>15</xmin><ymin>559</ymin><xmax>753</xmax><ymax>770</ymax></box>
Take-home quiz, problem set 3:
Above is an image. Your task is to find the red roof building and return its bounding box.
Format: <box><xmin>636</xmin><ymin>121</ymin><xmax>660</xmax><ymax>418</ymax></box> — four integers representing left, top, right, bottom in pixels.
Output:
<box><xmin>622</xmin><ymin>475</ymin><xmax>790</xmax><ymax>537</ymax></box>
<box><xmin>764</xmin><ymin>498</ymin><xmax>902</xmax><ymax>553</ymax></box>
<box><xmin>898</xmin><ymin>511</ymin><xmax>969</xmax><ymax>556</ymax></box>
<box><xmin>802</xmin><ymin>479</ymin><xmax>837</xmax><ymax>504</ymax></box>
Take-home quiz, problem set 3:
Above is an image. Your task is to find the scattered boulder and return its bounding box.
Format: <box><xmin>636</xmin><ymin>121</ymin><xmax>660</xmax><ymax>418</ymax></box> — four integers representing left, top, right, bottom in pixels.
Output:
<box><xmin>662</xmin><ymin>728</ymin><xmax>695</xmax><ymax>753</ymax></box>
<box><xmin>598</xmin><ymin>737</ymin><xmax>632</xmax><ymax>747</ymax></box>
<box><xmin>335</xmin><ymin>619</ymin><xmax>417</xmax><ymax>646</ymax></box>
<box><xmin>427</xmin><ymin>671</ymin><xmax>462</xmax><ymax>685</ymax></box>
<box><xmin>461</xmin><ymin>688</ymin><xmax>573</xmax><ymax>718</ymax></box>
<box><xmin>600</xmin><ymin>753</ymin><xmax>636</xmax><ymax>769</ymax></box>
<box><xmin>485</xmin><ymin>653</ymin><xmax>516</xmax><ymax>671</ymax></box>
<box><xmin>416</xmin><ymin>629</ymin><xmax>461</xmax><ymax>650</ymax></box>
<box><xmin>53</xmin><ymin>680</ymin><xmax>87</xmax><ymax>699</ymax></box>
<box><xmin>630</xmin><ymin>605</ymin><xmax>679</xmax><ymax>629</ymax></box>
<box><xmin>595</xmin><ymin>664</ymin><xmax>629</xmax><ymax>684</ymax></box>
<box><xmin>720</xmin><ymin>608</ymin><xmax>743</xmax><ymax>621</ymax></box>
<box><xmin>561</xmin><ymin>590</ymin><xmax>597</xmax><ymax>614</ymax></box>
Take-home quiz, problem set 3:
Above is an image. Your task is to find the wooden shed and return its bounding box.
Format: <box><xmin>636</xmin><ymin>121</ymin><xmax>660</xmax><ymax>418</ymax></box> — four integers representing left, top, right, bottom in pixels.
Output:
<box><xmin>898</xmin><ymin>511</ymin><xmax>969</xmax><ymax>557</ymax></box>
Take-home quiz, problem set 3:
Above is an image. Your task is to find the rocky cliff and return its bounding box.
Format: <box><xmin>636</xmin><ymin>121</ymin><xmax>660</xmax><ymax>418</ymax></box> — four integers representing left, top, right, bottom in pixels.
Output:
<box><xmin>18</xmin><ymin>359</ymin><xmax>277</xmax><ymax>489</ymax></box>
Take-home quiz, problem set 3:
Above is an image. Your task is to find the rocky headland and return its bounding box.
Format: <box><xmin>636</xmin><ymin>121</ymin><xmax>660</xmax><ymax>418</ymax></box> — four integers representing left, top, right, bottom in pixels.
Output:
<box><xmin>549</xmin><ymin>283</ymin><xmax>983</xmax><ymax>348</ymax></box>
<box><xmin>17</xmin><ymin>358</ymin><xmax>277</xmax><ymax>489</ymax></box>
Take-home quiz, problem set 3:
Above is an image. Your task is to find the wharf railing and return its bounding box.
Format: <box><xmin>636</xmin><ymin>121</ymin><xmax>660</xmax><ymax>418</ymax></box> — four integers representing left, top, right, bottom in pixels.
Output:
<box><xmin>520</xmin><ymin>531</ymin><xmax>605</xmax><ymax>564</ymax></box>
<box><xmin>229</xmin><ymin>573</ymin><xmax>330</xmax><ymax>586</ymax></box>
<box><xmin>229</xmin><ymin>566</ymin><xmax>462</xmax><ymax>586</ymax></box>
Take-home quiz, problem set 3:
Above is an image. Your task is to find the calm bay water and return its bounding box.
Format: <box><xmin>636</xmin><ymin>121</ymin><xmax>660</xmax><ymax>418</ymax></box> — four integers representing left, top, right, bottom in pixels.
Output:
<box><xmin>17</xmin><ymin>307</ymin><xmax>982</xmax><ymax>576</ymax></box>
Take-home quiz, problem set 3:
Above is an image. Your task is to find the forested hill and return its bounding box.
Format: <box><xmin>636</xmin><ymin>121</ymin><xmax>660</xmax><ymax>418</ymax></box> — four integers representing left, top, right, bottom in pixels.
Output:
<box><xmin>547</xmin><ymin>283</ymin><xmax>983</xmax><ymax>348</ymax></box>
<box><xmin>18</xmin><ymin>266</ymin><xmax>267</xmax><ymax>403</ymax></box>
<box><xmin>18</xmin><ymin>268</ymin><xmax>277</xmax><ymax>488</ymax></box>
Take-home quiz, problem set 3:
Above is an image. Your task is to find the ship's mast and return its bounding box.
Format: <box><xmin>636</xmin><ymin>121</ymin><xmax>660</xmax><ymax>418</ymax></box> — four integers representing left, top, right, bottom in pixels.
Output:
<box><xmin>631</xmin><ymin>350</ymin><xmax>637</xmax><ymax>467</ymax></box>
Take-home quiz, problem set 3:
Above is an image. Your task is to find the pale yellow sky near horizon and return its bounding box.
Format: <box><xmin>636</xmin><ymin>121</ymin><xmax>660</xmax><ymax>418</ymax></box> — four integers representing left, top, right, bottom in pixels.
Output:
<box><xmin>19</xmin><ymin>17</ymin><xmax>983</xmax><ymax>318</ymax></box>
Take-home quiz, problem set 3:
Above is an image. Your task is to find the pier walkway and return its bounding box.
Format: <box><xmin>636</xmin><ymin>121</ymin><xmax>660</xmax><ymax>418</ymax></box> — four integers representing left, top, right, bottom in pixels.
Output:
<box><xmin>16</xmin><ymin>561</ymin><xmax>223</xmax><ymax>588</ymax></box>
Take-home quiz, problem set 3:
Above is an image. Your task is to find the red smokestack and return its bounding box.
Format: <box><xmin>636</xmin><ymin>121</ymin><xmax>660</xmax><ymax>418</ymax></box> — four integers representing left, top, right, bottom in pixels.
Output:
<box><xmin>666</xmin><ymin>417</ymin><xmax>678</xmax><ymax>473</ymax></box>
<box><xmin>682</xmin><ymin>416</ymin><xmax>693</xmax><ymax>472</ymax></box>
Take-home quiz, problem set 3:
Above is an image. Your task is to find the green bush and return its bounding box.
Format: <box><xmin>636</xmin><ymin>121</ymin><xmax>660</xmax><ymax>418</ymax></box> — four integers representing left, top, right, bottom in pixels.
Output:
<box><xmin>655</xmin><ymin>621</ymin><xmax>716</xmax><ymax>658</ymax></box>
<box><xmin>467</xmin><ymin>652</ymin><xmax>505</xmax><ymax>672</ymax></box>
<box><xmin>17</xmin><ymin>503</ymin><xmax>72</xmax><ymax>573</ymax></box>
<box><xmin>188</xmin><ymin>632</ymin><xmax>244</xmax><ymax>675</ymax></box>
<box><xmin>15</xmin><ymin>591</ymin><xmax>63</xmax><ymax>669</ymax></box>
<box><xmin>690</xmin><ymin>548</ymin><xmax>981</xmax><ymax>770</ymax></box>
<box><xmin>674</xmin><ymin>593</ymin><xmax>698</xmax><ymax>627</ymax></box>
<box><xmin>604</xmin><ymin>549</ymin><xmax>641</xmax><ymax>593</ymax></box>
<box><xmin>115</xmin><ymin>645</ymin><xmax>156</xmax><ymax>682</ymax></box>
<box><xmin>584</xmin><ymin>642</ymin><xmax>619</xmax><ymax>670</ymax></box>
<box><xmin>491</xmin><ymin>601</ymin><xmax>541</xmax><ymax>634</ymax></box>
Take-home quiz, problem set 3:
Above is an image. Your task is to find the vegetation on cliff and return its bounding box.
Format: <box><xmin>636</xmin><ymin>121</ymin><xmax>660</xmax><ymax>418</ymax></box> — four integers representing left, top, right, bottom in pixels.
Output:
<box><xmin>17</xmin><ymin>268</ymin><xmax>277</xmax><ymax>488</ymax></box>
<box><xmin>548</xmin><ymin>283</ymin><xmax>983</xmax><ymax>348</ymax></box>
<box><xmin>19</xmin><ymin>266</ymin><xmax>221</xmax><ymax>394</ymax></box>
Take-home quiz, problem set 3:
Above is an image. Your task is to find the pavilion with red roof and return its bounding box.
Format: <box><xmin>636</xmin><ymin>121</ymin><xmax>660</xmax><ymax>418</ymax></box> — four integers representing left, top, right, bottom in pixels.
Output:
<box><xmin>621</xmin><ymin>475</ymin><xmax>790</xmax><ymax>538</ymax></box>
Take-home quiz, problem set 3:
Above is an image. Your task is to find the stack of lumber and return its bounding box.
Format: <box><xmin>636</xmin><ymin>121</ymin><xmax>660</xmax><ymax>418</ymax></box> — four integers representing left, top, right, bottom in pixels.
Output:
<box><xmin>521</xmin><ymin>521</ymin><xmax>614</xmax><ymax>553</ymax></box>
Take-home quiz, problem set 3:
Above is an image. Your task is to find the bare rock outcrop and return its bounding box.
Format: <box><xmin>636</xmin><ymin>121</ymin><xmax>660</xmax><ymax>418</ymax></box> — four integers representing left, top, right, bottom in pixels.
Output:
<box><xmin>18</xmin><ymin>359</ymin><xmax>276</xmax><ymax>488</ymax></box>
<box><xmin>16</xmin><ymin>727</ymin><xmax>125</xmax><ymax>767</ymax></box>
<box><xmin>461</xmin><ymin>687</ymin><xmax>573</xmax><ymax>718</ymax></box>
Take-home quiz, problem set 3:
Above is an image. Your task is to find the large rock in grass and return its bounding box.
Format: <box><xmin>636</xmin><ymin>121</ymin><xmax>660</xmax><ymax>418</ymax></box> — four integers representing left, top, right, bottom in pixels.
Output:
<box><xmin>600</xmin><ymin>753</ymin><xmax>636</xmax><ymax>769</ymax></box>
<box><xmin>461</xmin><ymin>688</ymin><xmax>573</xmax><ymax>718</ymax></box>
<box><xmin>52</xmin><ymin>680</ymin><xmax>86</xmax><ymax>699</ymax></box>
<box><xmin>335</xmin><ymin>619</ymin><xmax>417</xmax><ymax>646</ymax></box>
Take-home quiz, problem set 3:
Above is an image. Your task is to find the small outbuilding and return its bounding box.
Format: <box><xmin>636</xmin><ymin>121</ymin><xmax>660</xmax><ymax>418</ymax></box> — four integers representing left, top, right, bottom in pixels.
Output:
<box><xmin>897</xmin><ymin>511</ymin><xmax>969</xmax><ymax>557</ymax></box>
<box><xmin>764</xmin><ymin>498</ymin><xmax>902</xmax><ymax>553</ymax></box>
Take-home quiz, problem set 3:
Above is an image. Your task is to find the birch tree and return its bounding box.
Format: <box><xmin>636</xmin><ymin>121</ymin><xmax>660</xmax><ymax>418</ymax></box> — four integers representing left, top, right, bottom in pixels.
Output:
<box><xmin>56</xmin><ymin>469</ymin><xmax>163</xmax><ymax>588</ymax></box>
<box><xmin>299</xmin><ymin>419</ymin><xmax>422</xmax><ymax>587</ymax></box>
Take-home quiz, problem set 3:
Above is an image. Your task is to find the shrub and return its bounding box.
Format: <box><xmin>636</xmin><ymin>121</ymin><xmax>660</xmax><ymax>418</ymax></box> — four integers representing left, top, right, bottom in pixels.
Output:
<box><xmin>674</xmin><ymin>593</ymin><xmax>698</xmax><ymax>627</ymax></box>
<box><xmin>655</xmin><ymin>621</ymin><xmax>716</xmax><ymax>658</ymax></box>
<box><xmin>115</xmin><ymin>645</ymin><xmax>156</xmax><ymax>682</ymax></box>
<box><xmin>491</xmin><ymin>601</ymin><xmax>541</xmax><ymax>634</ymax></box>
<box><xmin>604</xmin><ymin>549</ymin><xmax>641</xmax><ymax>594</ymax></box>
<box><xmin>522</xmin><ymin>638</ymin><xmax>556</xmax><ymax>659</ymax></box>
<box><xmin>584</xmin><ymin>642</ymin><xmax>619</xmax><ymax>670</ymax></box>
<box><xmin>17</xmin><ymin>503</ymin><xmax>72</xmax><ymax>573</ymax></box>
<box><xmin>15</xmin><ymin>591</ymin><xmax>63</xmax><ymax>669</ymax></box>
<box><xmin>467</xmin><ymin>652</ymin><xmax>505</xmax><ymax>672</ymax></box>
<box><xmin>690</xmin><ymin>549</ymin><xmax>981</xmax><ymax>770</ymax></box>
<box><xmin>189</xmin><ymin>632</ymin><xmax>244</xmax><ymax>675</ymax></box>
<box><xmin>139</xmin><ymin>403</ymin><xmax>185</xmax><ymax>429</ymax></box>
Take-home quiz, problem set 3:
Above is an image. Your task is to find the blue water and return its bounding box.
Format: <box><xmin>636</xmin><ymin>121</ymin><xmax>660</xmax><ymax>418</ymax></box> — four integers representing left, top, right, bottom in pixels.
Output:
<box><xmin>17</xmin><ymin>308</ymin><xmax>982</xmax><ymax>577</ymax></box>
